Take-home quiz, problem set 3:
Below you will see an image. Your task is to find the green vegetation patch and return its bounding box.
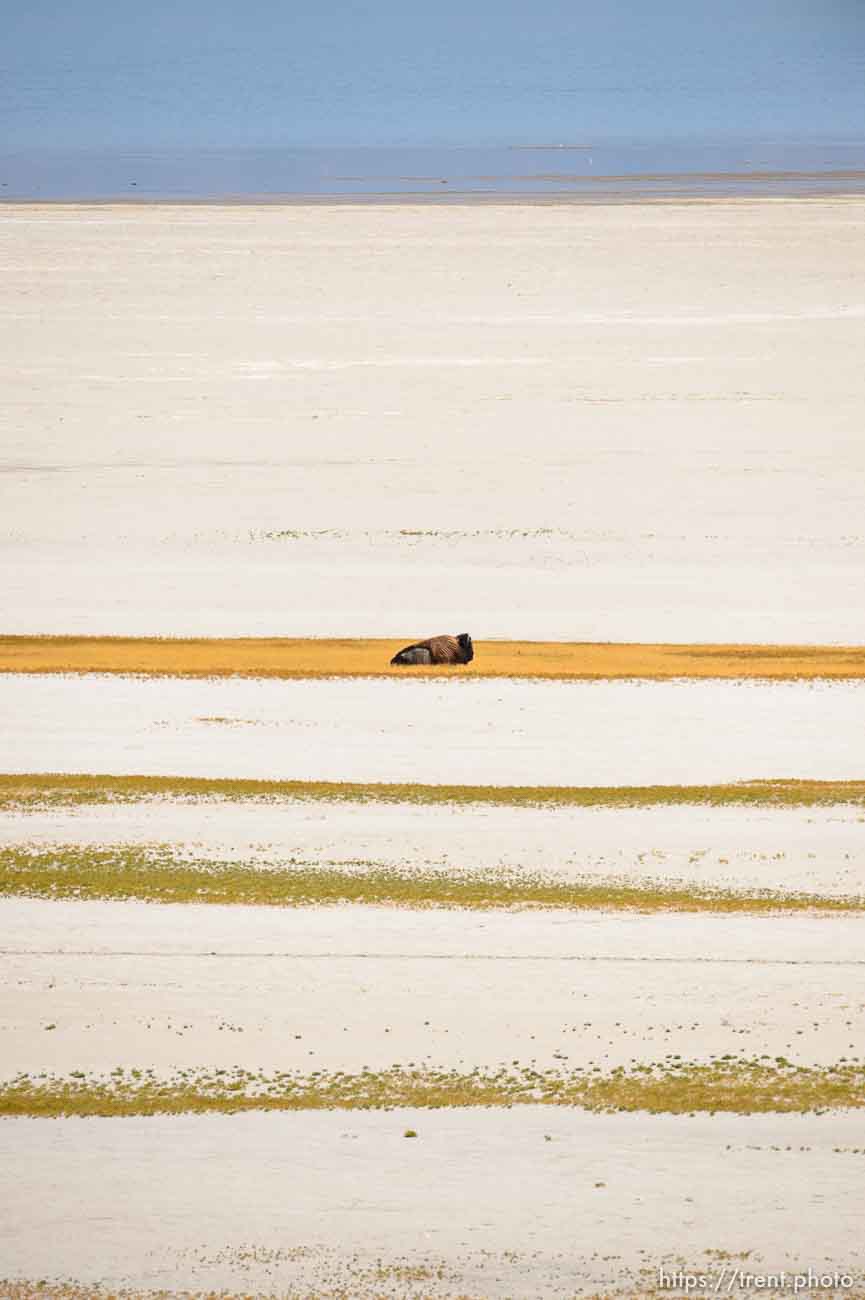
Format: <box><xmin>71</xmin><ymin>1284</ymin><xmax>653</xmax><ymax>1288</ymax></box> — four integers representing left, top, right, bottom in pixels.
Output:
<box><xmin>4</xmin><ymin>773</ymin><xmax>865</xmax><ymax>812</ymax></box>
<box><xmin>3</xmin><ymin>1058</ymin><xmax>864</xmax><ymax>1118</ymax></box>
<box><xmin>1</xmin><ymin>844</ymin><xmax>860</xmax><ymax>913</ymax></box>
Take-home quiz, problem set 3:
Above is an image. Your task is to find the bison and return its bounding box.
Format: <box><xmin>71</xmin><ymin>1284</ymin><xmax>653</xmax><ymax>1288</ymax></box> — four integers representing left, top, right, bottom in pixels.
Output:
<box><xmin>390</xmin><ymin>633</ymin><xmax>474</xmax><ymax>667</ymax></box>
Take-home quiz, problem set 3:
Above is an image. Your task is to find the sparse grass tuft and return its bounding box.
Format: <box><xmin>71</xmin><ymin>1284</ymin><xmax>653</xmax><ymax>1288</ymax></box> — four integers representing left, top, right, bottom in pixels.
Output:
<box><xmin>0</xmin><ymin>1283</ymin><xmax>466</xmax><ymax>1300</ymax></box>
<box><xmin>3</xmin><ymin>1275</ymin><xmax>865</xmax><ymax>1300</ymax></box>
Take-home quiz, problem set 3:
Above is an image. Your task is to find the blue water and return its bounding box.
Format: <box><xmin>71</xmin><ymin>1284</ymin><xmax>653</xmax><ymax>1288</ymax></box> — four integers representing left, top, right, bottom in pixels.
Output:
<box><xmin>4</xmin><ymin>142</ymin><xmax>865</xmax><ymax>201</ymax></box>
<box><xmin>3</xmin><ymin>0</ymin><xmax>865</xmax><ymax>198</ymax></box>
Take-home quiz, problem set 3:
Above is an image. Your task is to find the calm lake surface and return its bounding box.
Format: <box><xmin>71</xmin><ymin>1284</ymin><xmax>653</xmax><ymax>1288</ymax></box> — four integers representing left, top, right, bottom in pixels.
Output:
<box><xmin>3</xmin><ymin>141</ymin><xmax>865</xmax><ymax>201</ymax></box>
<box><xmin>3</xmin><ymin>0</ymin><xmax>865</xmax><ymax>199</ymax></box>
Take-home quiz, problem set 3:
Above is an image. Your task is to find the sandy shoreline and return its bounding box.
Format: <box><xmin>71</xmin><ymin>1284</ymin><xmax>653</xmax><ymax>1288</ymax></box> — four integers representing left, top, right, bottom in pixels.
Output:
<box><xmin>5</xmin><ymin>180</ymin><xmax>865</xmax><ymax>203</ymax></box>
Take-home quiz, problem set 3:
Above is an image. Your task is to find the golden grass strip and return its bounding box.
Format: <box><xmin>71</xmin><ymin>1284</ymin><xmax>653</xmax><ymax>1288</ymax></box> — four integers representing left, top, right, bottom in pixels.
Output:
<box><xmin>3</xmin><ymin>635</ymin><xmax>865</xmax><ymax>680</ymax></box>
<box><xmin>1</xmin><ymin>844</ymin><xmax>860</xmax><ymax>913</ymax></box>
<box><xmin>5</xmin><ymin>773</ymin><xmax>865</xmax><ymax>812</ymax></box>
<box><xmin>3</xmin><ymin>1058</ymin><xmax>864</xmax><ymax>1118</ymax></box>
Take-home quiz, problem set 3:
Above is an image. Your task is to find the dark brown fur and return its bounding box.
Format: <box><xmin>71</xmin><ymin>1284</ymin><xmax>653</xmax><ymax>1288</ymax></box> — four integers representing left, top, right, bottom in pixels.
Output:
<box><xmin>391</xmin><ymin>633</ymin><xmax>474</xmax><ymax>666</ymax></box>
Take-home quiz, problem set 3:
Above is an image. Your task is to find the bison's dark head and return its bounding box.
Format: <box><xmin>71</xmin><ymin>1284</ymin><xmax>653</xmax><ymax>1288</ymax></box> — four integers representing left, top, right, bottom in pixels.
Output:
<box><xmin>457</xmin><ymin>633</ymin><xmax>474</xmax><ymax>663</ymax></box>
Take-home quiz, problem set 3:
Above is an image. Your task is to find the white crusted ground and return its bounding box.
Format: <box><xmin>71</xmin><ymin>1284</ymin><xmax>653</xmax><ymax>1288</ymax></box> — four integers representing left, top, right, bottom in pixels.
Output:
<box><xmin>2</xmin><ymin>899</ymin><xmax>862</xmax><ymax>1080</ymax></box>
<box><xmin>4</xmin><ymin>798</ymin><xmax>865</xmax><ymax>897</ymax></box>
<box><xmin>2</xmin><ymin>200</ymin><xmax>865</xmax><ymax>641</ymax></box>
<box><xmin>1</xmin><ymin>1108</ymin><xmax>863</xmax><ymax>1298</ymax></box>
<box><xmin>4</xmin><ymin>672</ymin><xmax>865</xmax><ymax>786</ymax></box>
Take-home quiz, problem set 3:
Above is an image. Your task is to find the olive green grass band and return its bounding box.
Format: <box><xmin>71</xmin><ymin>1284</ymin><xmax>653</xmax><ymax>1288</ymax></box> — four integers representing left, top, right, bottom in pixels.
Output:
<box><xmin>3</xmin><ymin>1058</ymin><xmax>864</xmax><ymax>1118</ymax></box>
<box><xmin>1</xmin><ymin>845</ymin><xmax>862</xmax><ymax>912</ymax></box>
<box><xmin>4</xmin><ymin>774</ymin><xmax>865</xmax><ymax>811</ymax></box>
